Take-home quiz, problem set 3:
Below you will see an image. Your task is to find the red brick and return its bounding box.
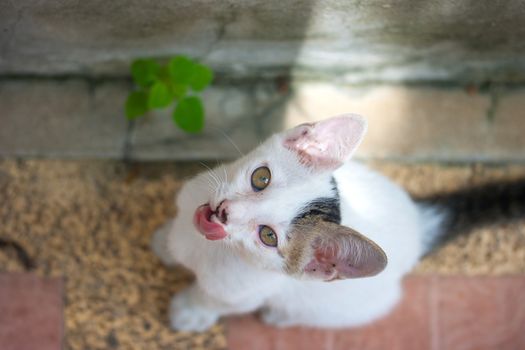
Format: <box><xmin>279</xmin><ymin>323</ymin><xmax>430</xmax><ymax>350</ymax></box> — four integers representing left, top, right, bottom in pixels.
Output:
<box><xmin>227</xmin><ymin>316</ymin><xmax>279</xmax><ymax>350</ymax></box>
<box><xmin>227</xmin><ymin>276</ymin><xmax>431</xmax><ymax>350</ymax></box>
<box><xmin>436</xmin><ymin>276</ymin><xmax>525</xmax><ymax>350</ymax></box>
<box><xmin>0</xmin><ymin>273</ymin><xmax>64</xmax><ymax>350</ymax></box>
<box><xmin>227</xmin><ymin>276</ymin><xmax>525</xmax><ymax>350</ymax></box>
<box><xmin>332</xmin><ymin>277</ymin><xmax>432</xmax><ymax>350</ymax></box>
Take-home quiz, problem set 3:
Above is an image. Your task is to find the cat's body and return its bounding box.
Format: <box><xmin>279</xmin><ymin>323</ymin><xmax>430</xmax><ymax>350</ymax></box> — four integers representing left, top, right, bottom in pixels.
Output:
<box><xmin>153</xmin><ymin>115</ymin><xmax>445</xmax><ymax>331</ymax></box>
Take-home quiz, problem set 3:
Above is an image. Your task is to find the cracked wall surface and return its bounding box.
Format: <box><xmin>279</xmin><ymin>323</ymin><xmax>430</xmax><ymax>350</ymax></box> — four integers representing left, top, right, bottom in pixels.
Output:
<box><xmin>1</xmin><ymin>0</ymin><xmax>525</xmax><ymax>83</ymax></box>
<box><xmin>1</xmin><ymin>1</ymin><xmax>524</xmax><ymax>161</ymax></box>
<box><xmin>1</xmin><ymin>78</ymin><xmax>524</xmax><ymax>161</ymax></box>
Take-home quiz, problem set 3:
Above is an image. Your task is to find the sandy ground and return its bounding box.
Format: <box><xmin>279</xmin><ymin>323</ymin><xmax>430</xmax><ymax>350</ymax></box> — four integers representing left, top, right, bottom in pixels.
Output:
<box><xmin>1</xmin><ymin>159</ymin><xmax>524</xmax><ymax>349</ymax></box>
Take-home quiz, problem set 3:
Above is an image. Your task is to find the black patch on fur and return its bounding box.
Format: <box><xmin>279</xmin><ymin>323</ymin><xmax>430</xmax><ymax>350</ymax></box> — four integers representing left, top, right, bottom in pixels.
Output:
<box><xmin>292</xmin><ymin>177</ymin><xmax>341</xmax><ymax>226</ymax></box>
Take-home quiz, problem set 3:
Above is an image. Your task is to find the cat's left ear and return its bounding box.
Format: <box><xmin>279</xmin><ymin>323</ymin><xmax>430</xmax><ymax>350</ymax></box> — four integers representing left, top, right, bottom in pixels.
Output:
<box><xmin>284</xmin><ymin>114</ymin><xmax>367</xmax><ymax>171</ymax></box>
<box><xmin>285</xmin><ymin>220</ymin><xmax>387</xmax><ymax>281</ymax></box>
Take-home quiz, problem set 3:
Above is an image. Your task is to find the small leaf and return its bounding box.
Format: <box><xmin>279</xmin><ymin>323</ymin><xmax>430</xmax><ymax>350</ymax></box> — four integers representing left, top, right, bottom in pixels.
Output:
<box><xmin>157</xmin><ymin>65</ymin><xmax>171</xmax><ymax>81</ymax></box>
<box><xmin>173</xmin><ymin>96</ymin><xmax>204</xmax><ymax>133</ymax></box>
<box><xmin>169</xmin><ymin>83</ymin><xmax>187</xmax><ymax>100</ymax></box>
<box><xmin>148</xmin><ymin>81</ymin><xmax>173</xmax><ymax>109</ymax></box>
<box><xmin>131</xmin><ymin>59</ymin><xmax>160</xmax><ymax>88</ymax></box>
<box><xmin>125</xmin><ymin>91</ymin><xmax>148</xmax><ymax>120</ymax></box>
<box><xmin>168</xmin><ymin>56</ymin><xmax>195</xmax><ymax>84</ymax></box>
<box><xmin>189</xmin><ymin>64</ymin><xmax>213</xmax><ymax>91</ymax></box>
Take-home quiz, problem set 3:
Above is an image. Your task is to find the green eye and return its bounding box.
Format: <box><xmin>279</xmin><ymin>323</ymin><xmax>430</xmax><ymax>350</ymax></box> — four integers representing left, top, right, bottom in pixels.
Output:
<box><xmin>259</xmin><ymin>225</ymin><xmax>278</xmax><ymax>247</ymax></box>
<box><xmin>251</xmin><ymin>166</ymin><xmax>271</xmax><ymax>192</ymax></box>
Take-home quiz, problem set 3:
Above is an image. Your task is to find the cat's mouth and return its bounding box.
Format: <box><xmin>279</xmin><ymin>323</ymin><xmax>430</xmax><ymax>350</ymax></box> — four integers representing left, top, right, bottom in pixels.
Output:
<box><xmin>193</xmin><ymin>204</ymin><xmax>227</xmax><ymax>241</ymax></box>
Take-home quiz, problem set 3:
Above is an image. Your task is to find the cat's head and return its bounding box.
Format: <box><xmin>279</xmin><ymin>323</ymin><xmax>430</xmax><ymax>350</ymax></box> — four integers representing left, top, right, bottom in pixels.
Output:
<box><xmin>193</xmin><ymin>114</ymin><xmax>387</xmax><ymax>281</ymax></box>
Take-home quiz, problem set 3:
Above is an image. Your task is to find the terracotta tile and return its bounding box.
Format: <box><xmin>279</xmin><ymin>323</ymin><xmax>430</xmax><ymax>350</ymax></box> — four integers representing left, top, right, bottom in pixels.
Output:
<box><xmin>275</xmin><ymin>327</ymin><xmax>333</xmax><ymax>350</ymax></box>
<box><xmin>226</xmin><ymin>315</ymin><xmax>333</xmax><ymax>350</ymax></box>
<box><xmin>436</xmin><ymin>276</ymin><xmax>525</xmax><ymax>350</ymax></box>
<box><xmin>226</xmin><ymin>276</ymin><xmax>525</xmax><ymax>350</ymax></box>
<box><xmin>332</xmin><ymin>277</ymin><xmax>432</xmax><ymax>350</ymax></box>
<box><xmin>0</xmin><ymin>273</ymin><xmax>64</xmax><ymax>350</ymax></box>
<box><xmin>227</xmin><ymin>315</ymin><xmax>279</xmax><ymax>350</ymax></box>
<box><xmin>227</xmin><ymin>276</ymin><xmax>432</xmax><ymax>350</ymax></box>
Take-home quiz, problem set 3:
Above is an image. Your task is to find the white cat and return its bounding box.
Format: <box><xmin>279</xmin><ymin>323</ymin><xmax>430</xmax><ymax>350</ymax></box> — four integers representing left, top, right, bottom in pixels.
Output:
<box><xmin>152</xmin><ymin>114</ymin><xmax>445</xmax><ymax>331</ymax></box>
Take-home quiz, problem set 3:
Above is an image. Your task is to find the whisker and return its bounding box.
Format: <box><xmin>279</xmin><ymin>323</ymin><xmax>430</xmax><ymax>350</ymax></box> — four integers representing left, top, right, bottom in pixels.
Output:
<box><xmin>196</xmin><ymin>176</ymin><xmax>216</xmax><ymax>192</ymax></box>
<box><xmin>210</xmin><ymin>126</ymin><xmax>244</xmax><ymax>157</ymax></box>
<box><xmin>214</xmin><ymin>160</ymin><xmax>225</xmax><ymax>184</ymax></box>
<box><xmin>199</xmin><ymin>162</ymin><xmax>221</xmax><ymax>187</ymax></box>
<box><xmin>212</xmin><ymin>158</ymin><xmax>230</xmax><ymax>190</ymax></box>
<box><xmin>222</xmin><ymin>164</ymin><xmax>229</xmax><ymax>183</ymax></box>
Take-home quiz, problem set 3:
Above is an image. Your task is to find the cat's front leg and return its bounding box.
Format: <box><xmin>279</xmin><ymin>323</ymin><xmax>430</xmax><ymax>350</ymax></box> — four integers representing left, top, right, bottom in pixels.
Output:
<box><xmin>260</xmin><ymin>306</ymin><xmax>297</xmax><ymax>327</ymax></box>
<box><xmin>151</xmin><ymin>219</ymin><xmax>177</xmax><ymax>266</ymax></box>
<box><xmin>169</xmin><ymin>284</ymin><xmax>227</xmax><ymax>332</ymax></box>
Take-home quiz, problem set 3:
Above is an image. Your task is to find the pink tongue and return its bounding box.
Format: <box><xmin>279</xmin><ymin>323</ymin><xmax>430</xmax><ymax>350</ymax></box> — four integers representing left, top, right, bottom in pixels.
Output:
<box><xmin>193</xmin><ymin>205</ymin><xmax>227</xmax><ymax>240</ymax></box>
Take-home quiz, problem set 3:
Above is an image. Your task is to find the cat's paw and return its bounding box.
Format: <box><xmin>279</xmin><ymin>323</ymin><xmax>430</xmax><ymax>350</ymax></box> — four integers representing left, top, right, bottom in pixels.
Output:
<box><xmin>260</xmin><ymin>308</ymin><xmax>294</xmax><ymax>327</ymax></box>
<box><xmin>169</xmin><ymin>291</ymin><xmax>219</xmax><ymax>332</ymax></box>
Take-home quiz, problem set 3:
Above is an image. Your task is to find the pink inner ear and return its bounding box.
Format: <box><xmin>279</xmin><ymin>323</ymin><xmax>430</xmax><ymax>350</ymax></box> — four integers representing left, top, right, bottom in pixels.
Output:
<box><xmin>304</xmin><ymin>245</ymin><xmax>362</xmax><ymax>281</ymax></box>
<box><xmin>303</xmin><ymin>246</ymin><xmax>339</xmax><ymax>281</ymax></box>
<box><xmin>303</xmin><ymin>233</ymin><xmax>386</xmax><ymax>281</ymax></box>
<box><xmin>284</xmin><ymin>114</ymin><xmax>367</xmax><ymax>170</ymax></box>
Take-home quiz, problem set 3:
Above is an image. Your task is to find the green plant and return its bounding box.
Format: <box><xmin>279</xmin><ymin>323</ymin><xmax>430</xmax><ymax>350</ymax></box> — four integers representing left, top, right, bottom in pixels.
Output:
<box><xmin>125</xmin><ymin>56</ymin><xmax>213</xmax><ymax>133</ymax></box>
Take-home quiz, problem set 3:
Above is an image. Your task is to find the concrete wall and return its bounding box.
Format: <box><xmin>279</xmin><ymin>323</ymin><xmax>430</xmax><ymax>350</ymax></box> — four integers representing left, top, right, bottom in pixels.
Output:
<box><xmin>2</xmin><ymin>0</ymin><xmax>525</xmax><ymax>83</ymax></box>
<box><xmin>1</xmin><ymin>1</ymin><xmax>524</xmax><ymax>161</ymax></box>
<box><xmin>2</xmin><ymin>78</ymin><xmax>524</xmax><ymax>162</ymax></box>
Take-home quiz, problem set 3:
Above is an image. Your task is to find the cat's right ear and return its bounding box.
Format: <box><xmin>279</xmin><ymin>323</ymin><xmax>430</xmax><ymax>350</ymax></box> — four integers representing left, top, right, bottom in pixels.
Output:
<box><xmin>283</xmin><ymin>114</ymin><xmax>367</xmax><ymax>171</ymax></box>
<box><xmin>285</xmin><ymin>220</ymin><xmax>387</xmax><ymax>281</ymax></box>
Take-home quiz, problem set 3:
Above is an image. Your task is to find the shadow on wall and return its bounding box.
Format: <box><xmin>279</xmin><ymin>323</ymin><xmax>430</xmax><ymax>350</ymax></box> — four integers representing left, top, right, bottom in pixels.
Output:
<box><xmin>0</xmin><ymin>1</ymin><xmax>524</xmax><ymax>160</ymax></box>
<box><xmin>273</xmin><ymin>0</ymin><xmax>525</xmax><ymax>162</ymax></box>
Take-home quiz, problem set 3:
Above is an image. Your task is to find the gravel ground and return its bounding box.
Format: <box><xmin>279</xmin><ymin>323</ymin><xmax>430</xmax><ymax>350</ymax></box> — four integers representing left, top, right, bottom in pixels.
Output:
<box><xmin>1</xmin><ymin>159</ymin><xmax>524</xmax><ymax>350</ymax></box>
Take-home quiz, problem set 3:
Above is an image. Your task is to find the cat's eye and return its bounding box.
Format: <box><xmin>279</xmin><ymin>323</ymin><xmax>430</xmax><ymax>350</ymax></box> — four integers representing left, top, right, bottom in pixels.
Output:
<box><xmin>251</xmin><ymin>166</ymin><xmax>271</xmax><ymax>192</ymax></box>
<box><xmin>259</xmin><ymin>225</ymin><xmax>278</xmax><ymax>247</ymax></box>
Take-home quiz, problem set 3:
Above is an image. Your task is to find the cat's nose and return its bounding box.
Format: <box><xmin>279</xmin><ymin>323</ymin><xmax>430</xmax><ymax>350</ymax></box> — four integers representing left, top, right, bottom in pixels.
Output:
<box><xmin>217</xmin><ymin>200</ymin><xmax>229</xmax><ymax>224</ymax></box>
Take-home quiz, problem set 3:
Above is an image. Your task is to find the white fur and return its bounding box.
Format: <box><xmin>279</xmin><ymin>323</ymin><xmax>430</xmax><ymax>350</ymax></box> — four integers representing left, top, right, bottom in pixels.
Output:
<box><xmin>152</xmin><ymin>117</ymin><xmax>445</xmax><ymax>331</ymax></box>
